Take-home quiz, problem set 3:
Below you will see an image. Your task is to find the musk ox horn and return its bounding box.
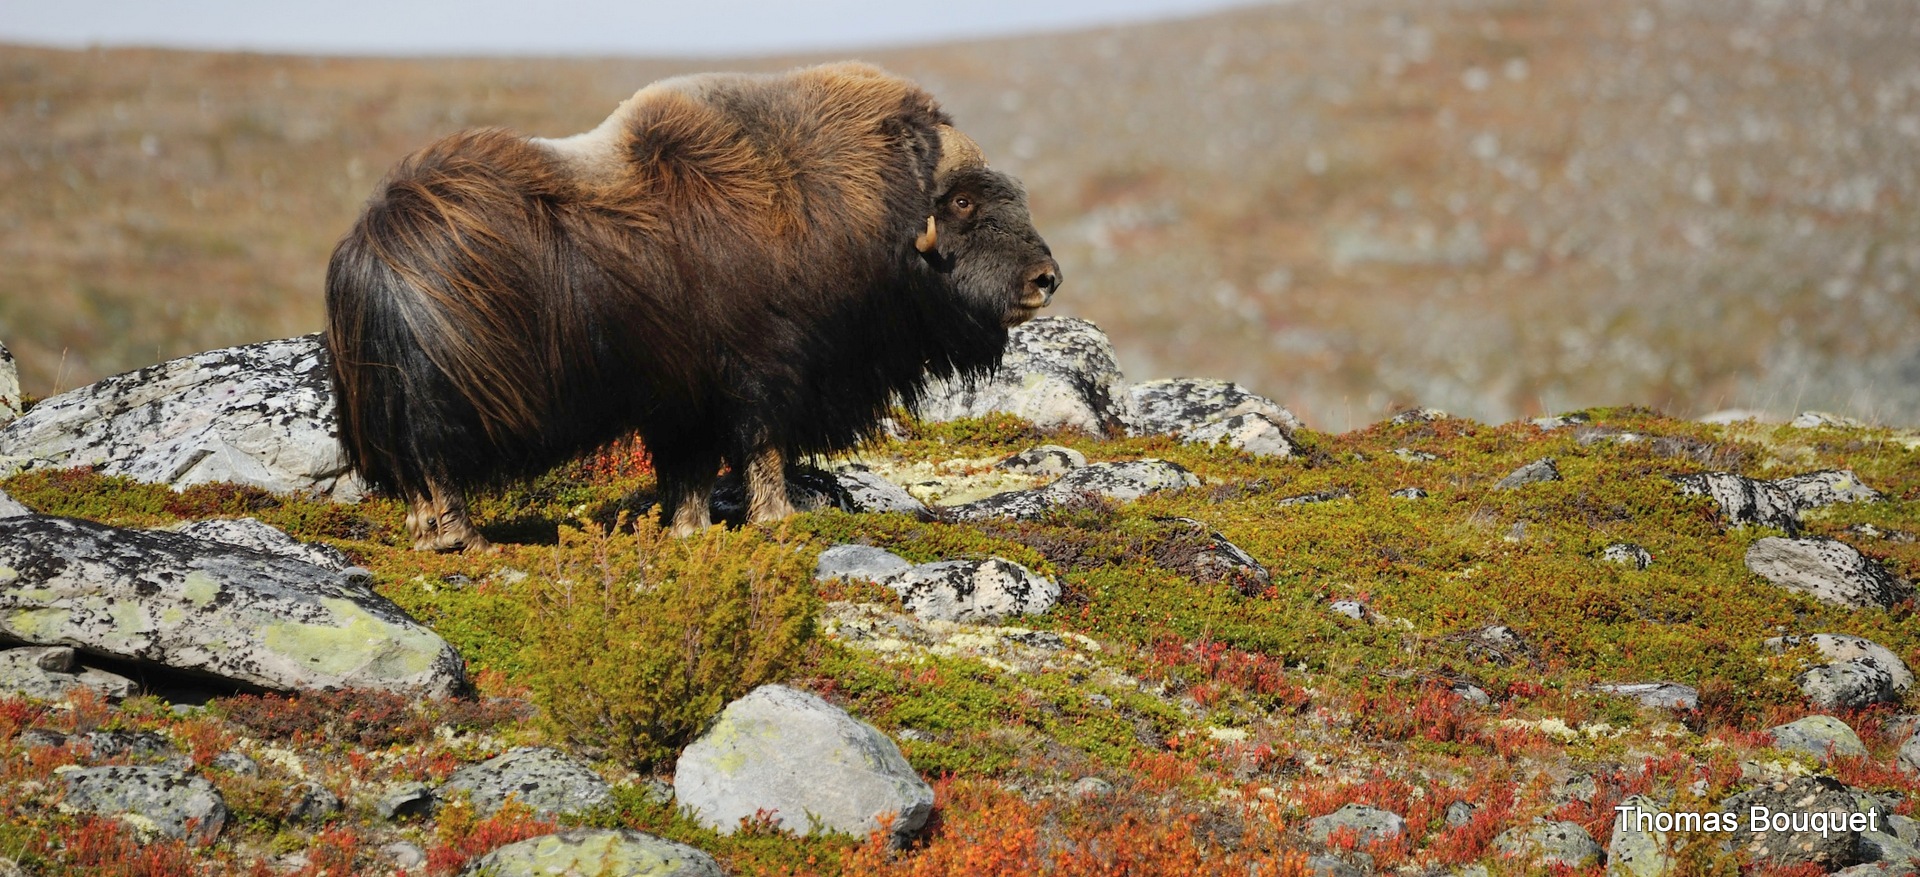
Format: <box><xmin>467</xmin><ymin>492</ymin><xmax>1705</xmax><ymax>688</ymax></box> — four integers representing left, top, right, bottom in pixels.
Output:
<box><xmin>914</xmin><ymin>215</ymin><xmax>938</xmax><ymax>253</ymax></box>
<box><xmin>934</xmin><ymin>124</ymin><xmax>987</xmax><ymax>181</ymax></box>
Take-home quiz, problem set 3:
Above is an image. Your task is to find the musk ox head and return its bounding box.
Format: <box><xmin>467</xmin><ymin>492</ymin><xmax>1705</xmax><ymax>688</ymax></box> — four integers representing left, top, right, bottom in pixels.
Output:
<box><xmin>915</xmin><ymin>126</ymin><xmax>1061</xmax><ymax>328</ymax></box>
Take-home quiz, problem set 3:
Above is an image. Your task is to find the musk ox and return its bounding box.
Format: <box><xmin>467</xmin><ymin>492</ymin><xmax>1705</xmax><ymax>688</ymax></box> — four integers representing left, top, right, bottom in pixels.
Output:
<box><xmin>325</xmin><ymin>62</ymin><xmax>1060</xmax><ymax>551</ymax></box>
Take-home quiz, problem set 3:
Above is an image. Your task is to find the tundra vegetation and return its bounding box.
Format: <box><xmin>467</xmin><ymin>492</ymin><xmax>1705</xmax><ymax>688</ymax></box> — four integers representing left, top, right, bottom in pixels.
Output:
<box><xmin>1</xmin><ymin>406</ymin><xmax>1918</xmax><ymax>875</ymax></box>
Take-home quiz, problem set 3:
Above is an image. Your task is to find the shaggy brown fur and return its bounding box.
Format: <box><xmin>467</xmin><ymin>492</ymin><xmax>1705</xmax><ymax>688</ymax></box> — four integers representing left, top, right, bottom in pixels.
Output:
<box><xmin>326</xmin><ymin>62</ymin><xmax>1059</xmax><ymax>549</ymax></box>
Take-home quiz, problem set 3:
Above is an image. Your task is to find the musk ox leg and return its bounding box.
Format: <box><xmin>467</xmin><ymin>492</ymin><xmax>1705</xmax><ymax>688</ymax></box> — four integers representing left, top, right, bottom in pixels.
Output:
<box><xmin>745</xmin><ymin>444</ymin><xmax>795</xmax><ymax>525</ymax></box>
<box><xmin>406</xmin><ymin>483</ymin><xmax>493</xmax><ymax>553</ymax></box>
<box><xmin>665</xmin><ymin>478</ymin><xmax>715</xmax><ymax>538</ymax></box>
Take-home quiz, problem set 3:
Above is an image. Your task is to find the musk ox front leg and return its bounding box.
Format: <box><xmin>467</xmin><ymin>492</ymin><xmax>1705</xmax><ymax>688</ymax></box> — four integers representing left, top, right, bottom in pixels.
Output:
<box><xmin>405</xmin><ymin>482</ymin><xmax>493</xmax><ymax>553</ymax></box>
<box><xmin>745</xmin><ymin>444</ymin><xmax>795</xmax><ymax>525</ymax></box>
<box><xmin>661</xmin><ymin>474</ymin><xmax>716</xmax><ymax>537</ymax></box>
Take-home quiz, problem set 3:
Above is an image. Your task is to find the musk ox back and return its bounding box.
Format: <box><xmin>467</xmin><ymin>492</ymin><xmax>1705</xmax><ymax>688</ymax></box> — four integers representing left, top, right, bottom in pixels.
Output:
<box><xmin>325</xmin><ymin>62</ymin><xmax>1060</xmax><ymax>550</ymax></box>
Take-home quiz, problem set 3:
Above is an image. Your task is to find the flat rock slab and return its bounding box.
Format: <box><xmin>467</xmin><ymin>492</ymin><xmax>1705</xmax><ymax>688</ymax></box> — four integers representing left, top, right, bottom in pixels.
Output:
<box><xmin>168</xmin><ymin>518</ymin><xmax>354</xmax><ymax>572</ymax></box>
<box><xmin>1492</xmin><ymin>819</ymin><xmax>1603</xmax><ymax>868</ymax></box>
<box><xmin>0</xmin><ymin>336</ymin><xmax>362</xmax><ymax>500</ymax></box>
<box><xmin>675</xmin><ymin>684</ymin><xmax>934</xmax><ymax>843</ymax></box>
<box><xmin>0</xmin><ymin>645</ymin><xmax>138</xmax><ymax>700</ymax></box>
<box><xmin>814</xmin><ymin>544</ymin><xmax>914</xmax><ymax>586</ymax></box>
<box><xmin>889</xmin><ymin>558</ymin><xmax>1060</xmax><ymax>623</ymax></box>
<box><xmin>1592</xmin><ymin>682</ymin><xmax>1699</xmax><ymax>711</ymax></box>
<box><xmin>1767</xmin><ymin>633</ymin><xmax>1913</xmax><ymax>709</ymax></box>
<box><xmin>1746</xmin><ymin>537</ymin><xmax>1908</xmax><ymax>609</ymax></box>
<box><xmin>0</xmin><ymin>515</ymin><xmax>464</xmax><ymax>696</ymax></box>
<box><xmin>58</xmin><ymin>765</ymin><xmax>227</xmax><ymax>844</ymax></box>
<box><xmin>439</xmin><ymin>747</ymin><xmax>610</xmax><ymax>817</ymax></box>
<box><xmin>917</xmin><ymin>317</ymin><xmax>1130</xmax><ymax>435</ymax></box>
<box><xmin>946</xmin><ymin>459</ymin><xmax>1200</xmax><ymax>521</ymax></box>
<box><xmin>1304</xmin><ymin>803</ymin><xmax>1406</xmax><ymax>845</ymax></box>
<box><xmin>461</xmin><ymin>828</ymin><xmax>723</xmax><ymax>877</ymax></box>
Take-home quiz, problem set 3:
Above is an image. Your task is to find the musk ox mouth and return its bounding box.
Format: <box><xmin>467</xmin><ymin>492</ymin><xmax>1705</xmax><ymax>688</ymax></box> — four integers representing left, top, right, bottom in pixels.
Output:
<box><xmin>1003</xmin><ymin>305</ymin><xmax>1041</xmax><ymax>327</ymax></box>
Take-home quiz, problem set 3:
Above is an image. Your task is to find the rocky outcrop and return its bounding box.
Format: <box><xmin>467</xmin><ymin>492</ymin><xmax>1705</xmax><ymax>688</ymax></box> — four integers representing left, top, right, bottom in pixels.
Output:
<box><xmin>57</xmin><ymin>765</ymin><xmax>227</xmax><ymax>843</ymax></box>
<box><xmin>460</xmin><ymin>829</ymin><xmax>724</xmax><ymax>877</ymax></box>
<box><xmin>1674</xmin><ymin>469</ymin><xmax>1882</xmax><ymax>535</ymax></box>
<box><xmin>945</xmin><ymin>459</ymin><xmax>1200</xmax><ymax>521</ymax></box>
<box><xmin>0</xmin><ymin>515</ymin><xmax>464</xmax><ymax>696</ymax></box>
<box><xmin>889</xmin><ymin>559</ymin><xmax>1060</xmax><ymax>623</ymax></box>
<box><xmin>0</xmin><ymin>336</ymin><xmax>362</xmax><ymax>500</ymax></box>
<box><xmin>438</xmin><ymin>747</ymin><xmax>611</xmax><ymax>818</ymax></box>
<box><xmin>1766</xmin><ymin>634</ymin><xmax>1913</xmax><ymax>709</ymax></box>
<box><xmin>917</xmin><ymin>317</ymin><xmax>1130</xmax><ymax>435</ymax></box>
<box><xmin>1745</xmin><ymin>537</ymin><xmax>1908</xmax><ymax>610</ymax></box>
<box><xmin>675</xmin><ymin>685</ymin><xmax>934</xmax><ymax>844</ymax></box>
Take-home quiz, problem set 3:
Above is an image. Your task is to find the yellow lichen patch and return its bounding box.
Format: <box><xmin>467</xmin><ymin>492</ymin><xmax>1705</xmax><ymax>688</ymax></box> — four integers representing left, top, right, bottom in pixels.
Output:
<box><xmin>180</xmin><ymin>571</ymin><xmax>221</xmax><ymax>607</ymax></box>
<box><xmin>260</xmin><ymin>598</ymin><xmax>440</xmax><ymax>683</ymax></box>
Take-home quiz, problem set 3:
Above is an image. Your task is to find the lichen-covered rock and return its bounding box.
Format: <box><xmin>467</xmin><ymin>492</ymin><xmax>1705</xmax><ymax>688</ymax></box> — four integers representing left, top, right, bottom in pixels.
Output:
<box><xmin>1673</xmin><ymin>472</ymin><xmax>1803</xmax><ymax>534</ymax></box>
<box><xmin>57</xmin><ymin>765</ymin><xmax>227</xmax><ymax>843</ymax></box>
<box><xmin>375</xmin><ymin>782</ymin><xmax>436</xmax><ymax>821</ymax></box>
<box><xmin>1608</xmin><ymin>795</ymin><xmax>1677</xmax><ymax>877</ymax></box>
<box><xmin>0</xmin><ymin>336</ymin><xmax>362</xmax><ymax>500</ymax></box>
<box><xmin>1767</xmin><ymin>634</ymin><xmax>1913</xmax><ymax>709</ymax></box>
<box><xmin>1492</xmin><ymin>819</ymin><xmax>1604</xmax><ymax>868</ymax></box>
<box><xmin>946</xmin><ymin>459</ymin><xmax>1199</xmax><ymax>521</ymax></box>
<box><xmin>996</xmin><ymin>445</ymin><xmax>1087</xmax><ymax>477</ymax></box>
<box><xmin>1723</xmin><ymin>775</ymin><xmax>1873</xmax><ymax>871</ymax></box>
<box><xmin>0</xmin><ymin>515</ymin><xmax>464</xmax><ymax>696</ymax></box>
<box><xmin>286</xmin><ymin>782</ymin><xmax>342</xmax><ymax>826</ymax></box>
<box><xmin>675</xmin><ymin>685</ymin><xmax>934</xmax><ymax>843</ymax></box>
<box><xmin>1767</xmin><ymin>714</ymin><xmax>1869</xmax><ymax>763</ymax></box>
<box><xmin>1124</xmin><ymin>378</ymin><xmax>1300</xmax><ymax>437</ymax></box>
<box><xmin>169</xmin><ymin>517</ymin><xmax>354</xmax><ymax>572</ymax></box>
<box><xmin>1775</xmin><ymin>469</ymin><xmax>1884</xmax><ymax>509</ymax></box>
<box><xmin>1601</xmin><ymin>543</ymin><xmax>1654</xmax><ymax>569</ymax></box>
<box><xmin>0</xmin><ymin>342</ymin><xmax>19</xmax><ymax>427</ymax></box>
<box><xmin>814</xmin><ymin>544</ymin><xmax>914</xmax><ymax>586</ymax></box>
<box><xmin>826</xmin><ymin>468</ymin><xmax>935</xmax><ymax>517</ymax></box>
<box><xmin>916</xmin><ymin>317</ymin><xmax>1129</xmax><ymax>435</ymax></box>
<box><xmin>1746</xmin><ymin>537</ymin><xmax>1908</xmax><ymax>610</ymax></box>
<box><xmin>1494</xmin><ymin>457</ymin><xmax>1560</xmax><ymax>490</ymax></box>
<box><xmin>0</xmin><ymin>489</ymin><xmax>29</xmax><ymax>519</ymax></box>
<box><xmin>1592</xmin><ymin>682</ymin><xmax>1699</xmax><ymax>711</ymax></box>
<box><xmin>461</xmin><ymin>828</ymin><xmax>723</xmax><ymax>877</ymax></box>
<box><xmin>438</xmin><ymin>747</ymin><xmax>610</xmax><ymax>818</ymax></box>
<box><xmin>1181</xmin><ymin>412</ymin><xmax>1297</xmax><ymax>457</ymax></box>
<box><xmin>1304</xmin><ymin>803</ymin><xmax>1406</xmax><ymax>845</ymax></box>
<box><xmin>889</xmin><ymin>558</ymin><xmax>1059</xmax><ymax>623</ymax></box>
<box><xmin>0</xmin><ymin>646</ymin><xmax>139</xmax><ymax>700</ymax></box>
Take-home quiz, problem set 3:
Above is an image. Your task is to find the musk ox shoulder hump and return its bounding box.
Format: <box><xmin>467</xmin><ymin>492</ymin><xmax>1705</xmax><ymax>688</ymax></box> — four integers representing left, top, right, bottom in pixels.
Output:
<box><xmin>531</xmin><ymin>62</ymin><xmax>936</xmax><ymax>193</ymax></box>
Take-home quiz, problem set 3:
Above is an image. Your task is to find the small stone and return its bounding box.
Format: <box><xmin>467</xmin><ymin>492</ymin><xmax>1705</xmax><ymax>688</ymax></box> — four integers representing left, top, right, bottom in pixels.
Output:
<box><xmin>210</xmin><ymin>751</ymin><xmax>258</xmax><ymax>777</ymax></box>
<box><xmin>1746</xmin><ymin>537</ymin><xmax>1908</xmax><ymax>610</ymax></box>
<box><xmin>460</xmin><ymin>828</ymin><xmax>723</xmax><ymax>877</ymax></box>
<box><xmin>381</xmin><ymin>841</ymin><xmax>427</xmax><ymax>870</ymax></box>
<box><xmin>888</xmin><ymin>558</ymin><xmax>1059</xmax><ymax>623</ymax></box>
<box><xmin>1601</xmin><ymin>543</ymin><xmax>1653</xmax><ymax>569</ymax></box>
<box><xmin>1767</xmin><ymin>714</ymin><xmax>1869</xmax><ymax>763</ymax></box>
<box><xmin>996</xmin><ymin>445</ymin><xmax>1087</xmax><ymax>477</ymax></box>
<box><xmin>375</xmin><ymin>782</ymin><xmax>437</xmax><ymax>821</ymax></box>
<box><xmin>0</xmin><ymin>647</ymin><xmax>140</xmax><ymax>701</ymax></box>
<box><xmin>1329</xmin><ymin>600</ymin><xmax>1369</xmax><ymax>621</ymax></box>
<box><xmin>1592</xmin><ymin>682</ymin><xmax>1699</xmax><ymax>711</ymax></box>
<box><xmin>1446</xmin><ymin>801</ymin><xmax>1475</xmax><ymax>827</ymax></box>
<box><xmin>1276</xmin><ymin>488</ymin><xmax>1351</xmax><ymax>507</ymax></box>
<box><xmin>1304</xmin><ymin>803</ymin><xmax>1407</xmax><ymax>845</ymax></box>
<box><xmin>0</xmin><ymin>341</ymin><xmax>19</xmax><ymax>427</ymax></box>
<box><xmin>287</xmin><ymin>782</ymin><xmax>342</xmax><ymax>826</ymax></box>
<box><xmin>57</xmin><ymin>765</ymin><xmax>227</xmax><ymax>843</ymax></box>
<box><xmin>1494</xmin><ymin>457</ymin><xmax>1560</xmax><ymax>490</ymax></box>
<box><xmin>1393</xmin><ymin>448</ymin><xmax>1438</xmax><ymax>462</ymax></box>
<box><xmin>1390</xmin><ymin>486</ymin><xmax>1428</xmax><ymax>499</ymax></box>
<box><xmin>1774</xmin><ymin>470</ymin><xmax>1883</xmax><ymax>509</ymax></box>
<box><xmin>814</xmin><ymin>544</ymin><xmax>914</xmax><ymax>586</ymax></box>
<box><xmin>918</xmin><ymin>317</ymin><xmax>1130</xmax><ymax>435</ymax></box>
<box><xmin>1124</xmin><ymin>377</ymin><xmax>1300</xmax><ymax>437</ymax></box>
<box><xmin>1070</xmin><ymin>777</ymin><xmax>1113</xmax><ymax>799</ymax></box>
<box><xmin>1452</xmin><ymin>684</ymin><xmax>1491</xmax><ymax>707</ymax></box>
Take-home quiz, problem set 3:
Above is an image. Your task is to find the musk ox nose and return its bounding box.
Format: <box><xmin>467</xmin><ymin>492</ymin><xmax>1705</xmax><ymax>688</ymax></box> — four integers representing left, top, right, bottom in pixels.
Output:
<box><xmin>1023</xmin><ymin>261</ymin><xmax>1062</xmax><ymax>307</ymax></box>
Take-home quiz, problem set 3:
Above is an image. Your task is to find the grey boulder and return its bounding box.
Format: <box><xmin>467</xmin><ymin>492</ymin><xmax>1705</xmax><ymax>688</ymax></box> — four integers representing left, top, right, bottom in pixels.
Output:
<box><xmin>0</xmin><ymin>336</ymin><xmax>362</xmax><ymax>500</ymax></box>
<box><xmin>889</xmin><ymin>558</ymin><xmax>1059</xmax><ymax>623</ymax></box>
<box><xmin>461</xmin><ymin>828</ymin><xmax>723</xmax><ymax>877</ymax></box>
<box><xmin>0</xmin><ymin>645</ymin><xmax>139</xmax><ymax>700</ymax></box>
<box><xmin>675</xmin><ymin>684</ymin><xmax>934</xmax><ymax>843</ymax></box>
<box><xmin>1767</xmin><ymin>714</ymin><xmax>1868</xmax><ymax>763</ymax></box>
<box><xmin>916</xmin><ymin>317</ymin><xmax>1129</xmax><ymax>435</ymax></box>
<box><xmin>814</xmin><ymin>544</ymin><xmax>914</xmax><ymax>586</ymax></box>
<box><xmin>1303</xmin><ymin>803</ymin><xmax>1406</xmax><ymax>845</ymax></box>
<box><xmin>1607</xmin><ymin>795</ymin><xmax>1677</xmax><ymax>877</ymax></box>
<box><xmin>1601</xmin><ymin>543</ymin><xmax>1654</xmax><ymax>569</ymax></box>
<box><xmin>1767</xmin><ymin>634</ymin><xmax>1913</xmax><ymax>709</ymax></box>
<box><xmin>1723</xmin><ymin>775</ymin><xmax>1872</xmax><ymax>871</ymax></box>
<box><xmin>1494</xmin><ymin>457</ymin><xmax>1560</xmax><ymax>490</ymax></box>
<box><xmin>1124</xmin><ymin>378</ymin><xmax>1299</xmax><ymax>456</ymax></box>
<box><xmin>1745</xmin><ymin>537</ymin><xmax>1908</xmax><ymax>609</ymax></box>
<box><xmin>1775</xmin><ymin>469</ymin><xmax>1884</xmax><ymax>509</ymax></box>
<box><xmin>1673</xmin><ymin>472</ymin><xmax>1803</xmax><ymax>534</ymax></box>
<box><xmin>0</xmin><ymin>515</ymin><xmax>464</xmax><ymax>696</ymax></box>
<box><xmin>946</xmin><ymin>459</ymin><xmax>1199</xmax><ymax>522</ymax></box>
<box><xmin>439</xmin><ymin>747</ymin><xmax>611</xmax><ymax>818</ymax></box>
<box><xmin>1492</xmin><ymin>819</ymin><xmax>1604</xmax><ymax>868</ymax></box>
<box><xmin>1592</xmin><ymin>682</ymin><xmax>1698</xmax><ymax>711</ymax></box>
<box><xmin>57</xmin><ymin>765</ymin><xmax>227</xmax><ymax>843</ymax></box>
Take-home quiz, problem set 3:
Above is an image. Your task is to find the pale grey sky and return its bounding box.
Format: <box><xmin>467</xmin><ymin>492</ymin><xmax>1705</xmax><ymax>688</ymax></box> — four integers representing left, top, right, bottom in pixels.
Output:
<box><xmin>0</xmin><ymin>0</ymin><xmax>1269</xmax><ymax>57</ymax></box>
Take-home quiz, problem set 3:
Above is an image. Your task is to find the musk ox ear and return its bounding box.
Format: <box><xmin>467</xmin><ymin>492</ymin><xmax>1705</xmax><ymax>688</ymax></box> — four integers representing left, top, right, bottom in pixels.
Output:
<box><xmin>934</xmin><ymin>125</ymin><xmax>987</xmax><ymax>184</ymax></box>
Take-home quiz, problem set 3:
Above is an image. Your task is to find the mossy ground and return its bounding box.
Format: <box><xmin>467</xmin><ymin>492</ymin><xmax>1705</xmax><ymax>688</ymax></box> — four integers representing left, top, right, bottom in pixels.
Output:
<box><xmin>2</xmin><ymin>409</ymin><xmax>1919</xmax><ymax>875</ymax></box>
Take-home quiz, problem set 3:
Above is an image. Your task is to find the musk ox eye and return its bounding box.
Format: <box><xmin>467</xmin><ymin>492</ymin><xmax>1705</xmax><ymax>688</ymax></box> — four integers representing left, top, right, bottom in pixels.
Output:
<box><xmin>950</xmin><ymin>195</ymin><xmax>973</xmax><ymax>215</ymax></box>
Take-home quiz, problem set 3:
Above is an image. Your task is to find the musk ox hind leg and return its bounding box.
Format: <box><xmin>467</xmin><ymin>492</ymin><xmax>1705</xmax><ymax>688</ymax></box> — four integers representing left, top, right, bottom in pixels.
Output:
<box><xmin>745</xmin><ymin>444</ymin><xmax>795</xmax><ymax>525</ymax></box>
<box><xmin>665</xmin><ymin>478</ymin><xmax>715</xmax><ymax>537</ymax></box>
<box><xmin>405</xmin><ymin>482</ymin><xmax>494</xmax><ymax>553</ymax></box>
